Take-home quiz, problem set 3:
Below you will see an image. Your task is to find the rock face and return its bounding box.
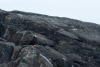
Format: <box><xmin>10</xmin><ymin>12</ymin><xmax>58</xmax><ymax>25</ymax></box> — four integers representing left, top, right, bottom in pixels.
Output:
<box><xmin>0</xmin><ymin>9</ymin><xmax>100</xmax><ymax>67</ymax></box>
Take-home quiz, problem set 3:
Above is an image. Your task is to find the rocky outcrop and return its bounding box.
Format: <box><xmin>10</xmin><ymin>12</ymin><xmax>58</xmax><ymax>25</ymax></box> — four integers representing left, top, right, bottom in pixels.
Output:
<box><xmin>0</xmin><ymin>9</ymin><xmax>100</xmax><ymax>67</ymax></box>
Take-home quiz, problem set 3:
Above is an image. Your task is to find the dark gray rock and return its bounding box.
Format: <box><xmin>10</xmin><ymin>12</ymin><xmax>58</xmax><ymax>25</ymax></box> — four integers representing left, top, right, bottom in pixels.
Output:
<box><xmin>0</xmin><ymin>9</ymin><xmax>100</xmax><ymax>67</ymax></box>
<box><xmin>0</xmin><ymin>23</ymin><xmax>5</xmax><ymax>37</ymax></box>
<box><xmin>0</xmin><ymin>37</ymin><xmax>6</xmax><ymax>41</ymax></box>
<box><xmin>12</xmin><ymin>30</ymin><xmax>34</xmax><ymax>45</ymax></box>
<box><xmin>57</xmin><ymin>29</ymin><xmax>78</xmax><ymax>39</ymax></box>
<box><xmin>18</xmin><ymin>45</ymin><xmax>53</xmax><ymax>67</ymax></box>
<box><xmin>0</xmin><ymin>41</ymin><xmax>14</xmax><ymax>63</ymax></box>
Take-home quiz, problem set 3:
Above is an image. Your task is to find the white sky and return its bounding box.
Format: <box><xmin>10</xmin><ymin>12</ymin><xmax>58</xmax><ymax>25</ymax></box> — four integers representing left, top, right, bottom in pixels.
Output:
<box><xmin>0</xmin><ymin>0</ymin><xmax>100</xmax><ymax>24</ymax></box>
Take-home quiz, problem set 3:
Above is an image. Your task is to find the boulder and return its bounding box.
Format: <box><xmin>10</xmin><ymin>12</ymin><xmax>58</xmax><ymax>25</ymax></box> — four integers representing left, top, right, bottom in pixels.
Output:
<box><xmin>0</xmin><ymin>41</ymin><xmax>14</xmax><ymax>63</ymax></box>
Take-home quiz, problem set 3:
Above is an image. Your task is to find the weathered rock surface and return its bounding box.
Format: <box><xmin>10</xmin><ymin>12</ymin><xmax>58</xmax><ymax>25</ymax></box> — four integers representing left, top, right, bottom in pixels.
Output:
<box><xmin>0</xmin><ymin>9</ymin><xmax>100</xmax><ymax>67</ymax></box>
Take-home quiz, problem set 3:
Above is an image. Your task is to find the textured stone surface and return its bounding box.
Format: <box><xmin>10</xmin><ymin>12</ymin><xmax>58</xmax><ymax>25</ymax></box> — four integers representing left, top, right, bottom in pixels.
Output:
<box><xmin>0</xmin><ymin>41</ymin><xmax>14</xmax><ymax>63</ymax></box>
<box><xmin>0</xmin><ymin>9</ymin><xmax>100</xmax><ymax>67</ymax></box>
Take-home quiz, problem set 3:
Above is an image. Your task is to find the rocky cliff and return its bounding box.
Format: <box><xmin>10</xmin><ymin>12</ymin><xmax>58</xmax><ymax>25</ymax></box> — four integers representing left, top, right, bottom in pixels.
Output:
<box><xmin>0</xmin><ymin>9</ymin><xmax>100</xmax><ymax>67</ymax></box>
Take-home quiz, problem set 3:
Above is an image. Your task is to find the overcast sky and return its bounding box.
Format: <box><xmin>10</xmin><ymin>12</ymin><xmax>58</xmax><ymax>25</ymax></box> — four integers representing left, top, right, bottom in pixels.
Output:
<box><xmin>0</xmin><ymin>0</ymin><xmax>100</xmax><ymax>24</ymax></box>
